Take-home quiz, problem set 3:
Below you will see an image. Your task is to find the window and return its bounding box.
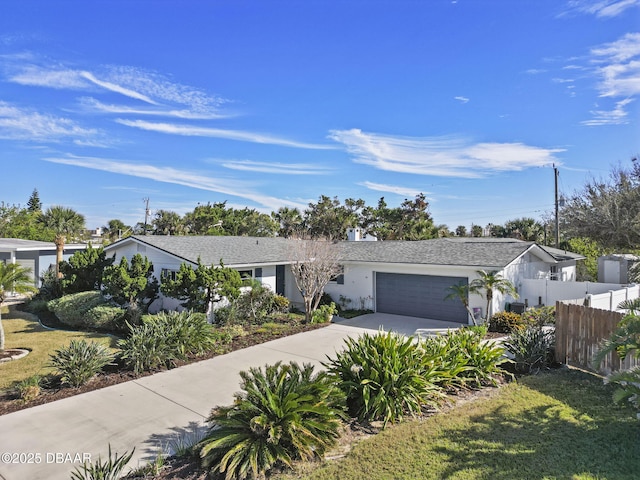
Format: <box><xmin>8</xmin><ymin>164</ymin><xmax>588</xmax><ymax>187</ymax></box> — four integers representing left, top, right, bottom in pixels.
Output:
<box><xmin>550</xmin><ymin>266</ymin><xmax>558</xmax><ymax>281</ymax></box>
<box><xmin>330</xmin><ymin>265</ymin><xmax>345</xmax><ymax>285</ymax></box>
<box><xmin>161</xmin><ymin>268</ymin><xmax>178</xmax><ymax>282</ymax></box>
<box><xmin>237</xmin><ymin>270</ymin><xmax>253</xmax><ymax>281</ymax></box>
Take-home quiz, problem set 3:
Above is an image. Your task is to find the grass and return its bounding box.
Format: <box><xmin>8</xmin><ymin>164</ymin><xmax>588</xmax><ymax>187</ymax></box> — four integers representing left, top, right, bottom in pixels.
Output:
<box><xmin>0</xmin><ymin>305</ymin><xmax>118</xmax><ymax>390</ymax></box>
<box><xmin>275</xmin><ymin>368</ymin><xmax>640</xmax><ymax>480</ymax></box>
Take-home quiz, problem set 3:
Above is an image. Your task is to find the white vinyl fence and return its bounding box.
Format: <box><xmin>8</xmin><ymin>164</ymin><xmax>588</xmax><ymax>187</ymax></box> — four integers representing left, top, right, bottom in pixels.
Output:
<box><xmin>518</xmin><ymin>279</ymin><xmax>639</xmax><ymax>311</ymax></box>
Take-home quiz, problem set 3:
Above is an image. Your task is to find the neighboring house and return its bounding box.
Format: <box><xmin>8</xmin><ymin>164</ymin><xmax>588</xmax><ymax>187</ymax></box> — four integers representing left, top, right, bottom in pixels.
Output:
<box><xmin>0</xmin><ymin>238</ymin><xmax>87</xmax><ymax>287</ymax></box>
<box><xmin>105</xmin><ymin>235</ymin><xmax>583</xmax><ymax>324</ymax></box>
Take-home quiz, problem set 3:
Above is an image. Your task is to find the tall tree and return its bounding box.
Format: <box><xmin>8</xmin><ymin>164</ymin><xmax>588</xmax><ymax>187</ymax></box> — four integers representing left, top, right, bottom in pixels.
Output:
<box><xmin>26</xmin><ymin>188</ymin><xmax>42</xmax><ymax>213</ymax></box>
<box><xmin>561</xmin><ymin>158</ymin><xmax>640</xmax><ymax>250</ymax></box>
<box><xmin>0</xmin><ymin>263</ymin><xmax>37</xmax><ymax>351</ymax></box>
<box><xmin>455</xmin><ymin>225</ymin><xmax>468</xmax><ymax>237</ymax></box>
<box><xmin>503</xmin><ymin>217</ymin><xmax>544</xmax><ymax>242</ymax></box>
<box><xmin>102</xmin><ymin>219</ymin><xmax>131</xmax><ymax>243</ymax></box>
<box><xmin>471</xmin><ymin>225</ymin><xmax>483</xmax><ymax>237</ymax></box>
<box><xmin>41</xmin><ymin>206</ymin><xmax>86</xmax><ymax>277</ymax></box>
<box><xmin>289</xmin><ymin>240</ymin><xmax>342</xmax><ymax>322</ymax></box>
<box><xmin>272</xmin><ymin>207</ymin><xmax>304</xmax><ymax>238</ymax></box>
<box><xmin>152</xmin><ymin>209</ymin><xmax>184</xmax><ymax>235</ymax></box>
<box><xmin>470</xmin><ymin>270</ymin><xmax>518</xmax><ymax>321</ymax></box>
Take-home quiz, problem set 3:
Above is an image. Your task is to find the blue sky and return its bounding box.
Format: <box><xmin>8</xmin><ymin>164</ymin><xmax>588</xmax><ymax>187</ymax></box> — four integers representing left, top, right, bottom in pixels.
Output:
<box><xmin>1</xmin><ymin>0</ymin><xmax>639</xmax><ymax>232</ymax></box>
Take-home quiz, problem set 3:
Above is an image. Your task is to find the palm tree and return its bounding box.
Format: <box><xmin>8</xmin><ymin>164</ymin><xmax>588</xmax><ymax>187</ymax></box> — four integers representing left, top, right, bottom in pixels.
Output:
<box><xmin>42</xmin><ymin>206</ymin><xmax>85</xmax><ymax>277</ymax></box>
<box><xmin>444</xmin><ymin>282</ymin><xmax>479</xmax><ymax>326</ymax></box>
<box><xmin>0</xmin><ymin>263</ymin><xmax>37</xmax><ymax>351</ymax></box>
<box><xmin>470</xmin><ymin>270</ymin><xmax>519</xmax><ymax>322</ymax></box>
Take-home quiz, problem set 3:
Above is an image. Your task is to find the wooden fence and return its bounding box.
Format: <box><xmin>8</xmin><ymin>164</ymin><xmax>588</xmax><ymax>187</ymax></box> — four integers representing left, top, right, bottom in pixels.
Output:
<box><xmin>554</xmin><ymin>301</ymin><xmax>638</xmax><ymax>374</ymax></box>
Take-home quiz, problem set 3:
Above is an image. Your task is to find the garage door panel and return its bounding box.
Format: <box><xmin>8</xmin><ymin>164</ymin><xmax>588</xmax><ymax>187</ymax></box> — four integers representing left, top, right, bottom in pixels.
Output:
<box><xmin>376</xmin><ymin>272</ymin><xmax>467</xmax><ymax>322</ymax></box>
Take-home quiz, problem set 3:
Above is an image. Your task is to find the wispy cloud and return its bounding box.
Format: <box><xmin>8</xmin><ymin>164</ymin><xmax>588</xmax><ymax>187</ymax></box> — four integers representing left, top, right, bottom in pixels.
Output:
<box><xmin>329</xmin><ymin>129</ymin><xmax>564</xmax><ymax>178</ymax></box>
<box><xmin>578</xmin><ymin>32</ymin><xmax>640</xmax><ymax>124</ymax></box>
<box><xmin>5</xmin><ymin>61</ymin><xmax>225</xmax><ymax>117</ymax></box>
<box><xmin>219</xmin><ymin>159</ymin><xmax>333</xmax><ymax>175</ymax></box>
<box><xmin>454</xmin><ymin>96</ymin><xmax>469</xmax><ymax>104</ymax></box>
<box><xmin>118</xmin><ymin>119</ymin><xmax>335</xmax><ymax>150</ymax></box>
<box><xmin>561</xmin><ymin>0</ymin><xmax>640</xmax><ymax>18</ymax></box>
<box><xmin>0</xmin><ymin>101</ymin><xmax>100</xmax><ymax>142</ymax></box>
<box><xmin>360</xmin><ymin>181</ymin><xmax>424</xmax><ymax>198</ymax></box>
<box><xmin>78</xmin><ymin>97</ymin><xmax>229</xmax><ymax>120</ymax></box>
<box><xmin>581</xmin><ymin>97</ymin><xmax>635</xmax><ymax>125</ymax></box>
<box><xmin>43</xmin><ymin>155</ymin><xmax>308</xmax><ymax>211</ymax></box>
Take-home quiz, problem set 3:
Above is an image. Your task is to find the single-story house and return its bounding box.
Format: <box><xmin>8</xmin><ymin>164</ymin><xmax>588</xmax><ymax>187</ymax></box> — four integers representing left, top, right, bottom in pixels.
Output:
<box><xmin>105</xmin><ymin>235</ymin><xmax>583</xmax><ymax>324</ymax></box>
<box><xmin>0</xmin><ymin>238</ymin><xmax>87</xmax><ymax>287</ymax></box>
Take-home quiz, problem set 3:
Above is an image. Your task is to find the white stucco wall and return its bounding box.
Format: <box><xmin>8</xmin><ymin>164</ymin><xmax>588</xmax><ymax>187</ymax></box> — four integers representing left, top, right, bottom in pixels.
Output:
<box><xmin>323</xmin><ymin>262</ymin><xmax>505</xmax><ymax>322</ymax></box>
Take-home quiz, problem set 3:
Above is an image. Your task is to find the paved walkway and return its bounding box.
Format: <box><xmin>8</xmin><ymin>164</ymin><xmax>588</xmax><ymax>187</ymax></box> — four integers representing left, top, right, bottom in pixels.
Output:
<box><xmin>0</xmin><ymin>314</ymin><xmax>459</xmax><ymax>480</ymax></box>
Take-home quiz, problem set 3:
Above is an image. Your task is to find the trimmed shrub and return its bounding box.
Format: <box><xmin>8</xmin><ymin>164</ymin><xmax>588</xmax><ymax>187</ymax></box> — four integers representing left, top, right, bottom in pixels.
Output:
<box><xmin>199</xmin><ymin>362</ymin><xmax>342</xmax><ymax>480</ymax></box>
<box><xmin>47</xmin><ymin>291</ymin><xmax>125</xmax><ymax>331</ymax></box>
<box><xmin>84</xmin><ymin>305</ymin><xmax>126</xmax><ymax>331</ymax></box>
<box><xmin>503</xmin><ymin>325</ymin><xmax>555</xmax><ymax>374</ymax></box>
<box><xmin>325</xmin><ymin>331</ymin><xmax>441</xmax><ymax>426</ymax></box>
<box><xmin>49</xmin><ymin>340</ymin><xmax>114</xmax><ymax>387</ymax></box>
<box><xmin>48</xmin><ymin>291</ymin><xmax>107</xmax><ymax>328</ymax></box>
<box><xmin>488</xmin><ymin>311</ymin><xmax>525</xmax><ymax>333</ymax></box>
<box><xmin>272</xmin><ymin>294</ymin><xmax>290</xmax><ymax>313</ymax></box>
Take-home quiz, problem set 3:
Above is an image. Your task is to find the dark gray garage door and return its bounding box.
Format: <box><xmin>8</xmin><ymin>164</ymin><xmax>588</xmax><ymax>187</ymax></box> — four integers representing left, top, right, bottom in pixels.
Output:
<box><xmin>375</xmin><ymin>272</ymin><xmax>468</xmax><ymax>323</ymax></box>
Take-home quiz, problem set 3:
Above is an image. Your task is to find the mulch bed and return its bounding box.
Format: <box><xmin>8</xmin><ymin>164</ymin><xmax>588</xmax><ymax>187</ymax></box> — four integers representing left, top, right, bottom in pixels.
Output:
<box><xmin>0</xmin><ymin>321</ymin><xmax>328</xmax><ymax>416</ymax></box>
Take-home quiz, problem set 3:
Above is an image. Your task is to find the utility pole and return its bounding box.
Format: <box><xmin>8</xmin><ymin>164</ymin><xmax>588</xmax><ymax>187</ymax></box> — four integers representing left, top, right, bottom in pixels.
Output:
<box><xmin>143</xmin><ymin>197</ymin><xmax>150</xmax><ymax>235</ymax></box>
<box><xmin>554</xmin><ymin>164</ymin><xmax>559</xmax><ymax>248</ymax></box>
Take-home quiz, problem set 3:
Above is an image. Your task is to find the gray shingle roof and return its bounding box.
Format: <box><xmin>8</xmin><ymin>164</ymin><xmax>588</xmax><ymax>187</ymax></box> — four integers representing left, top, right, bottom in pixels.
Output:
<box><xmin>337</xmin><ymin>238</ymin><xmax>536</xmax><ymax>268</ymax></box>
<box><xmin>123</xmin><ymin>235</ymin><xmax>295</xmax><ymax>266</ymax></box>
<box><xmin>113</xmin><ymin>236</ymin><xmax>538</xmax><ymax>269</ymax></box>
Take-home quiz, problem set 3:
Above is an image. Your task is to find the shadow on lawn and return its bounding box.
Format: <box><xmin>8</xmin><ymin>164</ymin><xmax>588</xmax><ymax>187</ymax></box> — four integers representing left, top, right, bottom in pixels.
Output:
<box><xmin>432</xmin><ymin>369</ymin><xmax>640</xmax><ymax>480</ymax></box>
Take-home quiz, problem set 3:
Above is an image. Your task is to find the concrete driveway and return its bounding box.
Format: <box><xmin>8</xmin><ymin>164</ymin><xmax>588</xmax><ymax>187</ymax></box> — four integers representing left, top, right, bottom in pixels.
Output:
<box><xmin>0</xmin><ymin>323</ymin><xmax>378</xmax><ymax>480</ymax></box>
<box><xmin>0</xmin><ymin>314</ymin><xmax>460</xmax><ymax>480</ymax></box>
<box><xmin>334</xmin><ymin>312</ymin><xmax>464</xmax><ymax>337</ymax></box>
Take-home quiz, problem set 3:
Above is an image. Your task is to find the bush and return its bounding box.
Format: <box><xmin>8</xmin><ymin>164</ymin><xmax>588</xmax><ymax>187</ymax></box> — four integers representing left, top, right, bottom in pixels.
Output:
<box><xmin>488</xmin><ymin>311</ymin><xmax>525</xmax><ymax>333</ymax></box>
<box><xmin>48</xmin><ymin>291</ymin><xmax>107</xmax><ymax>328</ymax></box>
<box><xmin>442</xmin><ymin>326</ymin><xmax>506</xmax><ymax>386</ymax></box>
<box><xmin>16</xmin><ymin>375</ymin><xmax>41</xmax><ymax>402</ymax></box>
<box><xmin>325</xmin><ymin>331</ymin><xmax>441</xmax><ymax>426</ymax></box>
<box><xmin>24</xmin><ymin>298</ymin><xmax>50</xmax><ymax>316</ymax></box>
<box><xmin>84</xmin><ymin>305</ymin><xmax>127</xmax><ymax>331</ymax></box>
<box><xmin>522</xmin><ymin>305</ymin><xmax>556</xmax><ymax>326</ymax></box>
<box><xmin>47</xmin><ymin>291</ymin><xmax>125</xmax><ymax>331</ymax></box>
<box><xmin>312</xmin><ymin>302</ymin><xmax>338</xmax><ymax>323</ymax></box>
<box><xmin>199</xmin><ymin>362</ymin><xmax>341</xmax><ymax>480</ymax></box>
<box><xmin>118</xmin><ymin>310</ymin><xmax>217</xmax><ymax>374</ymax></box>
<box><xmin>503</xmin><ymin>326</ymin><xmax>555</xmax><ymax>374</ymax></box>
<box><xmin>49</xmin><ymin>340</ymin><xmax>114</xmax><ymax>387</ymax></box>
<box><xmin>216</xmin><ymin>282</ymin><xmax>289</xmax><ymax>326</ymax></box>
<box><xmin>272</xmin><ymin>294</ymin><xmax>290</xmax><ymax>313</ymax></box>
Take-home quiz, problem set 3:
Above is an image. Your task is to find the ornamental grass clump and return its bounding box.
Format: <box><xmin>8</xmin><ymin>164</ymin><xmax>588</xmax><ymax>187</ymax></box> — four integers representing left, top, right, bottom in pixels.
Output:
<box><xmin>504</xmin><ymin>325</ymin><xmax>555</xmax><ymax>374</ymax></box>
<box><xmin>49</xmin><ymin>339</ymin><xmax>114</xmax><ymax>387</ymax></box>
<box><xmin>118</xmin><ymin>310</ymin><xmax>217</xmax><ymax>374</ymax></box>
<box><xmin>199</xmin><ymin>361</ymin><xmax>342</xmax><ymax>480</ymax></box>
<box><xmin>325</xmin><ymin>331</ymin><xmax>442</xmax><ymax>426</ymax></box>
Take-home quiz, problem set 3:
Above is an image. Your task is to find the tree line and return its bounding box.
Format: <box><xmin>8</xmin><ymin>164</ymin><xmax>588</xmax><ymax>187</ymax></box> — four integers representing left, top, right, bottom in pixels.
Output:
<box><xmin>2</xmin><ymin>157</ymin><xmax>638</xmax><ymax>280</ymax></box>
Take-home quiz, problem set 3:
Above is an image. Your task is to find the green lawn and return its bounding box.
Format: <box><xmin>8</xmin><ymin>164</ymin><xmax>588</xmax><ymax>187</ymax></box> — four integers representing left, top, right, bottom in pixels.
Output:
<box><xmin>0</xmin><ymin>305</ymin><xmax>118</xmax><ymax>390</ymax></box>
<box><xmin>276</xmin><ymin>369</ymin><xmax>640</xmax><ymax>480</ymax></box>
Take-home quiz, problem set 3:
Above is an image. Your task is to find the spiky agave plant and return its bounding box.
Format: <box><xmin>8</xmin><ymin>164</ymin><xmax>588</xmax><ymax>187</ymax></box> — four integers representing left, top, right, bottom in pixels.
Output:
<box><xmin>199</xmin><ymin>361</ymin><xmax>342</xmax><ymax>480</ymax></box>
